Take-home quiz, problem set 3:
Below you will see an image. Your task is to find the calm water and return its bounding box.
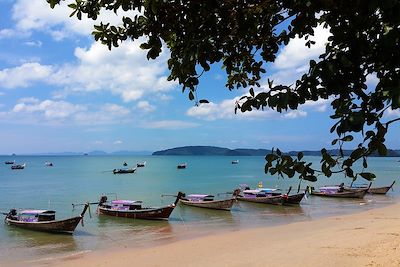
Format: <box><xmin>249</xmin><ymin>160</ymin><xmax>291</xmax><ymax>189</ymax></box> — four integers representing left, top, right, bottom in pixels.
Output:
<box><xmin>0</xmin><ymin>155</ymin><xmax>399</xmax><ymax>265</ymax></box>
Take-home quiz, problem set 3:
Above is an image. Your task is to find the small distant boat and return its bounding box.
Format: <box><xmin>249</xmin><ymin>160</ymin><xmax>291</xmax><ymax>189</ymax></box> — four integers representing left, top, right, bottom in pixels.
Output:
<box><xmin>345</xmin><ymin>181</ymin><xmax>395</xmax><ymax>195</ymax></box>
<box><xmin>11</xmin><ymin>163</ymin><xmax>25</xmax><ymax>170</ymax></box>
<box><xmin>231</xmin><ymin>160</ymin><xmax>239</xmax><ymax>164</ymax></box>
<box><xmin>3</xmin><ymin>204</ymin><xmax>89</xmax><ymax>234</ymax></box>
<box><xmin>45</xmin><ymin>161</ymin><xmax>54</xmax><ymax>167</ymax></box>
<box><xmin>235</xmin><ymin>186</ymin><xmax>304</xmax><ymax>205</ymax></box>
<box><xmin>136</xmin><ymin>161</ymin><xmax>146</xmax><ymax>167</ymax></box>
<box><xmin>308</xmin><ymin>183</ymin><xmax>371</xmax><ymax>198</ymax></box>
<box><xmin>123</xmin><ymin>162</ymin><xmax>128</xmax><ymax>166</ymax></box>
<box><xmin>177</xmin><ymin>163</ymin><xmax>187</xmax><ymax>169</ymax></box>
<box><xmin>113</xmin><ymin>167</ymin><xmax>136</xmax><ymax>174</ymax></box>
<box><xmin>96</xmin><ymin>193</ymin><xmax>183</xmax><ymax>220</ymax></box>
<box><xmin>178</xmin><ymin>189</ymin><xmax>240</xmax><ymax>211</ymax></box>
<box><xmin>5</xmin><ymin>160</ymin><xmax>15</xmax><ymax>165</ymax></box>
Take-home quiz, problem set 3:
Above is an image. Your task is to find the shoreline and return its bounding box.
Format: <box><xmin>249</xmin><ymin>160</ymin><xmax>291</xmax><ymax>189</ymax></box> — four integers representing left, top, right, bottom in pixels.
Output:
<box><xmin>30</xmin><ymin>201</ymin><xmax>400</xmax><ymax>267</ymax></box>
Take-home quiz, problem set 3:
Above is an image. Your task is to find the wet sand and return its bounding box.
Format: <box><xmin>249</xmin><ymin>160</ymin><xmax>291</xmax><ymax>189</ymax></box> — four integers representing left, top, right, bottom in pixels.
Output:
<box><xmin>41</xmin><ymin>202</ymin><xmax>400</xmax><ymax>267</ymax></box>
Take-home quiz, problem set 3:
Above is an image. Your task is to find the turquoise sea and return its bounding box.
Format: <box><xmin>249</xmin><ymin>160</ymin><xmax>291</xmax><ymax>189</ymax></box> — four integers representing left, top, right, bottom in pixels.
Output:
<box><xmin>0</xmin><ymin>155</ymin><xmax>399</xmax><ymax>265</ymax></box>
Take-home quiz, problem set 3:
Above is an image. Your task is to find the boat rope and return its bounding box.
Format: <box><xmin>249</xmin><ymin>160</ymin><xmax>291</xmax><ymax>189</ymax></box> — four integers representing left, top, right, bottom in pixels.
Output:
<box><xmin>177</xmin><ymin>210</ymin><xmax>187</xmax><ymax>229</ymax></box>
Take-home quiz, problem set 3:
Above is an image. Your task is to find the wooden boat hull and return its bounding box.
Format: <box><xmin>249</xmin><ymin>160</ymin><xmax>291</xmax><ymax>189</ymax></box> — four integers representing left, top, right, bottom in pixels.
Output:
<box><xmin>368</xmin><ymin>186</ymin><xmax>392</xmax><ymax>194</ymax></box>
<box><xmin>113</xmin><ymin>169</ymin><xmax>136</xmax><ymax>174</ymax></box>
<box><xmin>284</xmin><ymin>193</ymin><xmax>305</xmax><ymax>205</ymax></box>
<box><xmin>311</xmin><ymin>189</ymin><xmax>367</xmax><ymax>198</ymax></box>
<box><xmin>179</xmin><ymin>198</ymin><xmax>235</xmax><ymax>210</ymax></box>
<box><xmin>345</xmin><ymin>181</ymin><xmax>395</xmax><ymax>195</ymax></box>
<box><xmin>5</xmin><ymin>216</ymin><xmax>82</xmax><ymax>234</ymax></box>
<box><xmin>98</xmin><ymin>205</ymin><xmax>175</xmax><ymax>220</ymax></box>
<box><xmin>237</xmin><ymin>193</ymin><xmax>304</xmax><ymax>205</ymax></box>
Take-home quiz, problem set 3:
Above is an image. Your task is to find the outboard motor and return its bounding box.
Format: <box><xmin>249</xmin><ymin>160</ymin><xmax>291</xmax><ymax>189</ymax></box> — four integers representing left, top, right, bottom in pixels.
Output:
<box><xmin>99</xmin><ymin>196</ymin><xmax>108</xmax><ymax>206</ymax></box>
<box><xmin>6</xmin><ymin>209</ymin><xmax>17</xmax><ymax>220</ymax></box>
<box><xmin>232</xmin><ymin>188</ymin><xmax>241</xmax><ymax>197</ymax></box>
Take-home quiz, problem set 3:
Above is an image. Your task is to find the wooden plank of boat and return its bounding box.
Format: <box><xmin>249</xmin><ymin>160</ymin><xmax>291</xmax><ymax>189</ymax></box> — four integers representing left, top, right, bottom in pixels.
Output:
<box><xmin>309</xmin><ymin>183</ymin><xmax>370</xmax><ymax>199</ymax></box>
<box><xmin>113</xmin><ymin>168</ymin><xmax>136</xmax><ymax>174</ymax></box>
<box><xmin>4</xmin><ymin>204</ymin><xmax>89</xmax><ymax>234</ymax></box>
<box><xmin>97</xmin><ymin>193</ymin><xmax>183</xmax><ymax>220</ymax></box>
<box><xmin>179</xmin><ymin>198</ymin><xmax>236</xmax><ymax>210</ymax></box>
<box><xmin>97</xmin><ymin>206</ymin><xmax>176</xmax><ymax>220</ymax></box>
<box><xmin>236</xmin><ymin>194</ymin><xmax>283</xmax><ymax>204</ymax></box>
<box><xmin>368</xmin><ymin>182</ymin><xmax>395</xmax><ymax>194</ymax></box>
<box><xmin>236</xmin><ymin>187</ymin><xmax>304</xmax><ymax>205</ymax></box>
<box><xmin>345</xmin><ymin>181</ymin><xmax>395</xmax><ymax>195</ymax></box>
<box><xmin>284</xmin><ymin>192</ymin><xmax>305</xmax><ymax>205</ymax></box>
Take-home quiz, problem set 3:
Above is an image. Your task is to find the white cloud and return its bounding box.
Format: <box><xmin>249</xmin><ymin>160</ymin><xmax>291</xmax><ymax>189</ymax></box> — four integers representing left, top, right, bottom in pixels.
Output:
<box><xmin>141</xmin><ymin>120</ymin><xmax>200</xmax><ymax>129</ymax></box>
<box><xmin>17</xmin><ymin>97</ymin><xmax>40</xmax><ymax>103</ymax></box>
<box><xmin>187</xmin><ymin>99</ymin><xmax>277</xmax><ymax>121</ymax></box>
<box><xmin>0</xmin><ymin>63</ymin><xmax>53</xmax><ymax>88</ymax></box>
<box><xmin>268</xmin><ymin>26</ymin><xmax>331</xmax><ymax>86</ymax></box>
<box><xmin>25</xmin><ymin>40</ymin><xmax>42</xmax><ymax>47</ymax></box>
<box><xmin>0</xmin><ymin>40</ymin><xmax>176</xmax><ymax>102</ymax></box>
<box><xmin>302</xmin><ymin>98</ymin><xmax>331</xmax><ymax>112</ymax></box>
<box><xmin>274</xmin><ymin>26</ymin><xmax>331</xmax><ymax>70</ymax></box>
<box><xmin>283</xmin><ymin>110</ymin><xmax>307</xmax><ymax>119</ymax></box>
<box><xmin>11</xmin><ymin>0</ymin><xmax>137</xmax><ymax>40</ymax></box>
<box><xmin>385</xmin><ymin>108</ymin><xmax>400</xmax><ymax>118</ymax></box>
<box><xmin>0</xmin><ymin>28</ymin><xmax>19</xmax><ymax>39</ymax></box>
<box><xmin>12</xmin><ymin>99</ymin><xmax>86</xmax><ymax>119</ymax></box>
<box><xmin>366</xmin><ymin>73</ymin><xmax>379</xmax><ymax>88</ymax></box>
<box><xmin>1</xmin><ymin>98</ymin><xmax>132</xmax><ymax>125</ymax></box>
<box><xmin>137</xmin><ymin>101</ymin><xmax>156</xmax><ymax>113</ymax></box>
<box><xmin>187</xmin><ymin>97</ymin><xmax>330</xmax><ymax>121</ymax></box>
<box><xmin>113</xmin><ymin>140</ymin><xmax>123</xmax><ymax>145</ymax></box>
<box><xmin>52</xmin><ymin>41</ymin><xmax>175</xmax><ymax>102</ymax></box>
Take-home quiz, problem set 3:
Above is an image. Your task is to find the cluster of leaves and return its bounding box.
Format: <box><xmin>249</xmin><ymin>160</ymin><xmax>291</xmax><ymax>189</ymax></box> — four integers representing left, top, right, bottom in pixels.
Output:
<box><xmin>47</xmin><ymin>0</ymin><xmax>400</xmax><ymax>182</ymax></box>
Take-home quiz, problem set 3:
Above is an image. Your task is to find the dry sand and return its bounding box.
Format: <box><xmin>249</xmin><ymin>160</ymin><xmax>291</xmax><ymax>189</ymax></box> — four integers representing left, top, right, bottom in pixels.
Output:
<box><xmin>43</xmin><ymin>203</ymin><xmax>400</xmax><ymax>267</ymax></box>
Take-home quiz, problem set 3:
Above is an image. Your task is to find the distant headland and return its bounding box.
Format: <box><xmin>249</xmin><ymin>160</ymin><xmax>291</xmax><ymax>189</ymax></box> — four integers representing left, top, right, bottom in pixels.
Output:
<box><xmin>152</xmin><ymin>146</ymin><xmax>400</xmax><ymax>157</ymax></box>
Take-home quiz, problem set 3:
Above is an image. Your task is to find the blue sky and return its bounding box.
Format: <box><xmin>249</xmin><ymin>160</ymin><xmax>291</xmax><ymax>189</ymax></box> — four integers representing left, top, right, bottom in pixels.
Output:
<box><xmin>0</xmin><ymin>0</ymin><xmax>399</xmax><ymax>154</ymax></box>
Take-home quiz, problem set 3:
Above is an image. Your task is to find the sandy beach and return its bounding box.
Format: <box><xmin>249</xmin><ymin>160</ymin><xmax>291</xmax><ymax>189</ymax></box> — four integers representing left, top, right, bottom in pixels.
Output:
<box><xmin>33</xmin><ymin>202</ymin><xmax>400</xmax><ymax>267</ymax></box>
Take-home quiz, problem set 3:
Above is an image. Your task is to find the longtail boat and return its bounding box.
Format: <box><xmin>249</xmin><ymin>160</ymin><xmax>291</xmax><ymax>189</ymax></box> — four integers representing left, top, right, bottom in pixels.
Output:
<box><xmin>113</xmin><ymin>167</ymin><xmax>136</xmax><ymax>174</ymax></box>
<box><xmin>136</xmin><ymin>161</ymin><xmax>146</xmax><ymax>167</ymax></box>
<box><xmin>11</xmin><ymin>163</ymin><xmax>25</xmax><ymax>170</ymax></box>
<box><xmin>308</xmin><ymin>183</ymin><xmax>371</xmax><ymax>198</ymax></box>
<box><xmin>177</xmin><ymin>163</ymin><xmax>187</xmax><ymax>169</ymax></box>
<box><xmin>236</xmin><ymin>186</ymin><xmax>305</xmax><ymax>205</ymax></box>
<box><xmin>345</xmin><ymin>181</ymin><xmax>395</xmax><ymax>195</ymax></box>
<box><xmin>45</xmin><ymin>161</ymin><xmax>53</xmax><ymax>167</ymax></box>
<box><xmin>96</xmin><ymin>193</ymin><xmax>183</xmax><ymax>220</ymax></box>
<box><xmin>3</xmin><ymin>204</ymin><xmax>89</xmax><ymax>234</ymax></box>
<box><xmin>178</xmin><ymin>189</ymin><xmax>240</xmax><ymax>211</ymax></box>
<box><xmin>5</xmin><ymin>160</ymin><xmax>15</xmax><ymax>165</ymax></box>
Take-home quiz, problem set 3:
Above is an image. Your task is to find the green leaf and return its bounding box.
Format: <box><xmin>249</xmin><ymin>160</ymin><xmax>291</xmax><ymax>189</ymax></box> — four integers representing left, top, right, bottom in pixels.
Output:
<box><xmin>304</xmin><ymin>175</ymin><xmax>317</xmax><ymax>182</ymax></box>
<box><xmin>189</xmin><ymin>91</ymin><xmax>194</xmax><ymax>101</ymax></box>
<box><xmin>378</xmin><ymin>143</ymin><xmax>387</xmax><ymax>156</ymax></box>
<box><xmin>297</xmin><ymin>152</ymin><xmax>304</xmax><ymax>161</ymax></box>
<box><xmin>249</xmin><ymin>88</ymin><xmax>254</xmax><ymax>97</ymax></box>
<box><xmin>359</xmin><ymin>172</ymin><xmax>376</xmax><ymax>181</ymax></box>
<box><xmin>342</xmin><ymin>135</ymin><xmax>353</xmax><ymax>142</ymax></box>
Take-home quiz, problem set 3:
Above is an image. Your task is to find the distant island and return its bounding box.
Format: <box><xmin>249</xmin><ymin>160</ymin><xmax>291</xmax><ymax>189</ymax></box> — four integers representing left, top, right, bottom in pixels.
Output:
<box><xmin>152</xmin><ymin>146</ymin><xmax>400</xmax><ymax>157</ymax></box>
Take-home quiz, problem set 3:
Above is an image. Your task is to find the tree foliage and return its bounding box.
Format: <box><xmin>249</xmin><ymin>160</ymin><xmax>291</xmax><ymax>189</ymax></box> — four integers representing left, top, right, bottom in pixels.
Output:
<box><xmin>48</xmin><ymin>0</ymin><xmax>400</xmax><ymax>183</ymax></box>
